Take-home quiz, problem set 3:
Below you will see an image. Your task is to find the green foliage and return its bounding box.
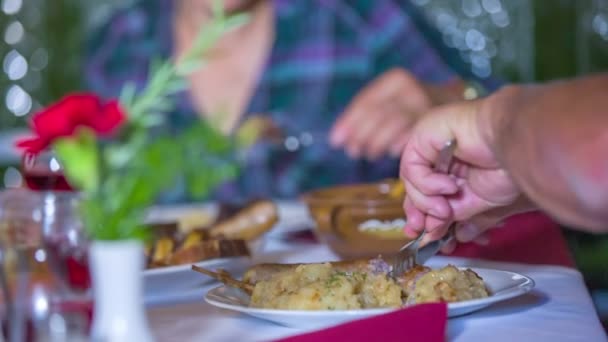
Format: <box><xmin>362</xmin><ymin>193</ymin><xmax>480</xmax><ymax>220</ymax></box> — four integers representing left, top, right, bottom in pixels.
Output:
<box><xmin>56</xmin><ymin>4</ymin><xmax>249</xmax><ymax>241</ymax></box>
<box><xmin>54</xmin><ymin>128</ymin><xmax>99</xmax><ymax>193</ymax></box>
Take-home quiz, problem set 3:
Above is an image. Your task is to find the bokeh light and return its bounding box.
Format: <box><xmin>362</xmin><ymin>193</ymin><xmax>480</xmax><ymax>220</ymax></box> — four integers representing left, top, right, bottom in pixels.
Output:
<box><xmin>3</xmin><ymin>49</ymin><xmax>28</xmax><ymax>80</ymax></box>
<box><xmin>6</xmin><ymin>84</ymin><xmax>32</xmax><ymax>116</ymax></box>
<box><xmin>1</xmin><ymin>0</ymin><xmax>22</xmax><ymax>15</ymax></box>
<box><xmin>412</xmin><ymin>0</ymin><xmax>534</xmax><ymax>80</ymax></box>
<box><xmin>4</xmin><ymin>20</ymin><xmax>24</xmax><ymax>45</ymax></box>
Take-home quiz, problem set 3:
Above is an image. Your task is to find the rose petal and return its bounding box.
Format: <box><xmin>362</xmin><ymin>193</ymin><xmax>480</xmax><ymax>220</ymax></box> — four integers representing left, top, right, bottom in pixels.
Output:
<box><xmin>90</xmin><ymin>100</ymin><xmax>126</xmax><ymax>136</ymax></box>
<box><xmin>16</xmin><ymin>93</ymin><xmax>125</xmax><ymax>155</ymax></box>
<box><xmin>30</xmin><ymin>93</ymin><xmax>102</xmax><ymax>140</ymax></box>
<box><xmin>31</xmin><ymin>109</ymin><xmax>75</xmax><ymax>139</ymax></box>
<box><xmin>15</xmin><ymin>137</ymin><xmax>50</xmax><ymax>154</ymax></box>
<box><xmin>64</xmin><ymin>93</ymin><xmax>103</xmax><ymax>126</ymax></box>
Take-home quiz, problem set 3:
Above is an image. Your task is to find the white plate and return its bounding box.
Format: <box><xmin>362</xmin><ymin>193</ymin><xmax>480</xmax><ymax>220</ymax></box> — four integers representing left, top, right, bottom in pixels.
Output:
<box><xmin>204</xmin><ymin>268</ymin><xmax>535</xmax><ymax>329</ymax></box>
<box><xmin>144</xmin><ymin>203</ymin><xmax>217</xmax><ymax>224</ymax></box>
<box><xmin>142</xmin><ymin>203</ymin><xmax>269</xmax><ymax>303</ymax></box>
<box><xmin>143</xmin><ymin>239</ymin><xmax>264</xmax><ymax>303</ymax></box>
<box><xmin>144</xmin><ymin>256</ymin><xmax>252</xmax><ymax>299</ymax></box>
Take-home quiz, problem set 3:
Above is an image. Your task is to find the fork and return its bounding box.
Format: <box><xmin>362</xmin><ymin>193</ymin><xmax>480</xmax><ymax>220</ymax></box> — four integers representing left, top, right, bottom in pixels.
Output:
<box><xmin>390</xmin><ymin>139</ymin><xmax>457</xmax><ymax>278</ymax></box>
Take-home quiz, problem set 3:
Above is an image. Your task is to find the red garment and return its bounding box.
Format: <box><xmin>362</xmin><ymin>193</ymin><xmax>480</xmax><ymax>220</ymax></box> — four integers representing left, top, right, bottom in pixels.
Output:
<box><xmin>449</xmin><ymin>212</ymin><xmax>575</xmax><ymax>268</ymax></box>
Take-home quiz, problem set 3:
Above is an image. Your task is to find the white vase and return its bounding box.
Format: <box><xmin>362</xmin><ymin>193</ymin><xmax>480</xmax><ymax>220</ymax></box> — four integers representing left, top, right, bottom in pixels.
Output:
<box><xmin>89</xmin><ymin>240</ymin><xmax>154</xmax><ymax>342</ymax></box>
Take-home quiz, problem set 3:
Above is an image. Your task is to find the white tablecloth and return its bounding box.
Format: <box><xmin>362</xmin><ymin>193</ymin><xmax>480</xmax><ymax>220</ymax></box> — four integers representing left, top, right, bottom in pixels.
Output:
<box><xmin>146</xmin><ymin>237</ymin><xmax>607</xmax><ymax>342</ymax></box>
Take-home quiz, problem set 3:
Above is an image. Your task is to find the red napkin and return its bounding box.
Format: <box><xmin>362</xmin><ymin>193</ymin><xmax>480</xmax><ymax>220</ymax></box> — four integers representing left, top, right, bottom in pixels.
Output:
<box><xmin>276</xmin><ymin>303</ymin><xmax>447</xmax><ymax>342</ymax></box>
<box><xmin>450</xmin><ymin>212</ymin><xmax>574</xmax><ymax>267</ymax></box>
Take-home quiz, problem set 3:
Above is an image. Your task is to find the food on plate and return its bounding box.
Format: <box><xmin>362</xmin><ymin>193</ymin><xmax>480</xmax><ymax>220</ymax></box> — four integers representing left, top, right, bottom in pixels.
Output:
<box><xmin>249</xmin><ymin>263</ymin><xmax>402</xmax><ymax>310</ymax></box>
<box><xmin>193</xmin><ymin>265</ymin><xmax>255</xmax><ymax>294</ymax></box>
<box><xmin>208</xmin><ymin>201</ymin><xmax>278</xmax><ymax>240</ymax></box>
<box><xmin>195</xmin><ymin>257</ymin><xmax>489</xmax><ymax>310</ymax></box>
<box><xmin>170</xmin><ymin>239</ymin><xmax>250</xmax><ymax>265</ymax></box>
<box><xmin>146</xmin><ymin>231</ymin><xmax>250</xmax><ymax>268</ymax></box>
<box><xmin>406</xmin><ymin>265</ymin><xmax>488</xmax><ymax>305</ymax></box>
<box><xmin>145</xmin><ymin>200</ymin><xmax>278</xmax><ymax>268</ymax></box>
<box><xmin>177</xmin><ymin>211</ymin><xmax>215</xmax><ymax>232</ymax></box>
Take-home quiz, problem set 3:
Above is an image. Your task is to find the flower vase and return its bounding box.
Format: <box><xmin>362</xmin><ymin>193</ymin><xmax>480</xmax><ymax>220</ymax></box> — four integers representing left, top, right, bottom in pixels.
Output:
<box><xmin>89</xmin><ymin>241</ymin><xmax>154</xmax><ymax>342</ymax></box>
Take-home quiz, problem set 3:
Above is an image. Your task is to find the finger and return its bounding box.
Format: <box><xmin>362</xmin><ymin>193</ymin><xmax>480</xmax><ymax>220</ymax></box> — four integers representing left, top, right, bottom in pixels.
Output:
<box><xmin>419</xmin><ymin>227</ymin><xmax>442</xmax><ymax>246</ymax></box>
<box><xmin>454</xmin><ymin>221</ymin><xmax>483</xmax><ymax>243</ymax></box>
<box><xmin>365</xmin><ymin>113</ymin><xmax>412</xmax><ymax>160</ymax></box>
<box><xmin>453</xmin><ymin>208</ymin><xmax>506</xmax><ymax>243</ymax></box>
<box><xmin>449</xmin><ymin>161</ymin><xmax>469</xmax><ymax>178</ymax></box>
<box><xmin>440</xmin><ymin>239</ymin><xmax>457</xmax><ymax>254</ymax></box>
<box><xmin>423</xmin><ymin>218</ymin><xmax>451</xmax><ymax>240</ymax></box>
<box><xmin>400</xmin><ymin>155</ymin><xmax>459</xmax><ymax>195</ymax></box>
<box><xmin>404</xmin><ymin>101</ymin><xmax>496</xmax><ymax>170</ymax></box>
<box><xmin>343</xmin><ymin>105</ymin><xmax>393</xmax><ymax>159</ymax></box>
<box><xmin>425</xmin><ymin>215</ymin><xmax>450</xmax><ymax>234</ymax></box>
<box><xmin>473</xmin><ymin>232</ymin><xmax>491</xmax><ymax>245</ymax></box>
<box><xmin>404</xmin><ymin>165</ymin><xmax>459</xmax><ymax>195</ymax></box>
<box><xmin>330</xmin><ymin>105</ymin><xmax>369</xmax><ymax>148</ymax></box>
<box><xmin>389</xmin><ymin>133</ymin><xmax>410</xmax><ymax>158</ymax></box>
<box><xmin>440</xmin><ymin>232</ymin><xmax>488</xmax><ymax>255</ymax></box>
<box><xmin>331</xmin><ymin>87</ymin><xmax>393</xmax><ymax>147</ymax></box>
<box><xmin>331</xmin><ymin>68</ymin><xmax>425</xmax><ymax>147</ymax></box>
<box><xmin>403</xmin><ymin>196</ymin><xmax>425</xmax><ymax>236</ymax></box>
<box><xmin>445</xmin><ymin>182</ymin><xmax>505</xmax><ymax>221</ymax></box>
<box><xmin>404</xmin><ymin>179</ymin><xmax>453</xmax><ymax>220</ymax></box>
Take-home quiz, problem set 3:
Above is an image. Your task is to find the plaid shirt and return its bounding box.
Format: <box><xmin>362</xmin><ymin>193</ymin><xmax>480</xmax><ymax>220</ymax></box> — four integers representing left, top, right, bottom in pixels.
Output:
<box><xmin>85</xmin><ymin>0</ymin><xmax>497</xmax><ymax>203</ymax></box>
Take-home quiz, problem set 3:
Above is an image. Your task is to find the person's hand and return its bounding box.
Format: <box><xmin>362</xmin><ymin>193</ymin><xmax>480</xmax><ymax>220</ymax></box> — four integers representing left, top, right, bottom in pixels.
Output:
<box><xmin>399</xmin><ymin>100</ymin><xmax>523</xmax><ymax>242</ymax></box>
<box><xmin>330</xmin><ymin>68</ymin><xmax>464</xmax><ymax>161</ymax></box>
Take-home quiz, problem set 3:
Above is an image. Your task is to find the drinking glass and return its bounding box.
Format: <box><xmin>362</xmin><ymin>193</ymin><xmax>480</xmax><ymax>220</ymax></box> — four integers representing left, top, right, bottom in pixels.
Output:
<box><xmin>0</xmin><ymin>189</ymin><xmax>91</xmax><ymax>342</ymax></box>
<box><xmin>22</xmin><ymin>150</ymin><xmax>73</xmax><ymax>192</ymax></box>
<box><xmin>40</xmin><ymin>192</ymin><xmax>91</xmax><ymax>294</ymax></box>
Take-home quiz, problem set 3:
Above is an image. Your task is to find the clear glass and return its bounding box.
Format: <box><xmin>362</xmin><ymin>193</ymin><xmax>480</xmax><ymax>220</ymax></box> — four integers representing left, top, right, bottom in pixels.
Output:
<box><xmin>0</xmin><ymin>189</ymin><xmax>90</xmax><ymax>342</ymax></box>
<box><xmin>41</xmin><ymin>192</ymin><xmax>91</xmax><ymax>295</ymax></box>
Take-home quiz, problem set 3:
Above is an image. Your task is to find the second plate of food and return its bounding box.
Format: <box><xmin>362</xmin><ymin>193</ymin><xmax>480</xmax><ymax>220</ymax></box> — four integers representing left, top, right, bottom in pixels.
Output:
<box><xmin>143</xmin><ymin>200</ymin><xmax>279</xmax><ymax>298</ymax></box>
<box><xmin>204</xmin><ymin>266</ymin><xmax>534</xmax><ymax>329</ymax></box>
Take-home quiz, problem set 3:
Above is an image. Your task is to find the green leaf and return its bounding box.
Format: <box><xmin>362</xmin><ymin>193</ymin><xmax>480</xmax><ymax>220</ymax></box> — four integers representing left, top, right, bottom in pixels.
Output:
<box><xmin>119</xmin><ymin>82</ymin><xmax>137</xmax><ymax>110</ymax></box>
<box><xmin>104</xmin><ymin>131</ymin><xmax>147</xmax><ymax>169</ymax></box>
<box><xmin>149</xmin><ymin>57</ymin><xmax>164</xmax><ymax>75</ymax></box>
<box><xmin>54</xmin><ymin>128</ymin><xmax>99</xmax><ymax>193</ymax></box>
<box><xmin>165</xmin><ymin>79</ymin><xmax>188</xmax><ymax>94</ymax></box>
<box><xmin>138</xmin><ymin>113</ymin><xmax>165</xmax><ymax>127</ymax></box>
<box><xmin>223</xmin><ymin>13</ymin><xmax>250</xmax><ymax>31</ymax></box>
<box><xmin>175</xmin><ymin>61</ymin><xmax>204</xmax><ymax>77</ymax></box>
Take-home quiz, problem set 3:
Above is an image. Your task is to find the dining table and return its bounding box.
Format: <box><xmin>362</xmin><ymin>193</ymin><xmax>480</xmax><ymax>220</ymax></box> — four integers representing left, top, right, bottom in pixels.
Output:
<box><xmin>145</xmin><ymin>201</ymin><xmax>607</xmax><ymax>342</ymax></box>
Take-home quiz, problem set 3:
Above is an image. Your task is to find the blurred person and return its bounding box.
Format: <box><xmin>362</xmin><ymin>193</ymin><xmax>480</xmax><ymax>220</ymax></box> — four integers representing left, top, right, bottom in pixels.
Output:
<box><xmin>399</xmin><ymin>73</ymin><xmax>608</xmax><ymax>251</ymax></box>
<box><xmin>85</xmin><ymin>0</ymin><xmax>496</xmax><ymax>203</ymax></box>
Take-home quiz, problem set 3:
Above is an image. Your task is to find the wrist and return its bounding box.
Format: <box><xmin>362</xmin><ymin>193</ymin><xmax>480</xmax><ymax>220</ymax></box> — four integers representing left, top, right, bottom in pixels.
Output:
<box><xmin>475</xmin><ymin>84</ymin><xmax>523</xmax><ymax>157</ymax></box>
<box><xmin>430</xmin><ymin>79</ymin><xmax>486</xmax><ymax>105</ymax></box>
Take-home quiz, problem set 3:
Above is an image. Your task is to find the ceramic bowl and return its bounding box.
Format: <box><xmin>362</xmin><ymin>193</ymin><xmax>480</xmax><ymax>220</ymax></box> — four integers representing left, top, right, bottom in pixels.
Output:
<box><xmin>301</xmin><ymin>179</ymin><xmax>412</xmax><ymax>259</ymax></box>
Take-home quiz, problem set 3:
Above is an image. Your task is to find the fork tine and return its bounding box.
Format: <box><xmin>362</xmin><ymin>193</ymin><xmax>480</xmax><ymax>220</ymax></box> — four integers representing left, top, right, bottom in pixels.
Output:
<box><xmin>391</xmin><ymin>232</ymin><xmax>422</xmax><ymax>278</ymax></box>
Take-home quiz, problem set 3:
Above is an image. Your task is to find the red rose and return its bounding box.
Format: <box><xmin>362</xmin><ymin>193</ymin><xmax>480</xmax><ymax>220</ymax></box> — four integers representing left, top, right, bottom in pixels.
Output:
<box><xmin>16</xmin><ymin>93</ymin><xmax>126</xmax><ymax>154</ymax></box>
